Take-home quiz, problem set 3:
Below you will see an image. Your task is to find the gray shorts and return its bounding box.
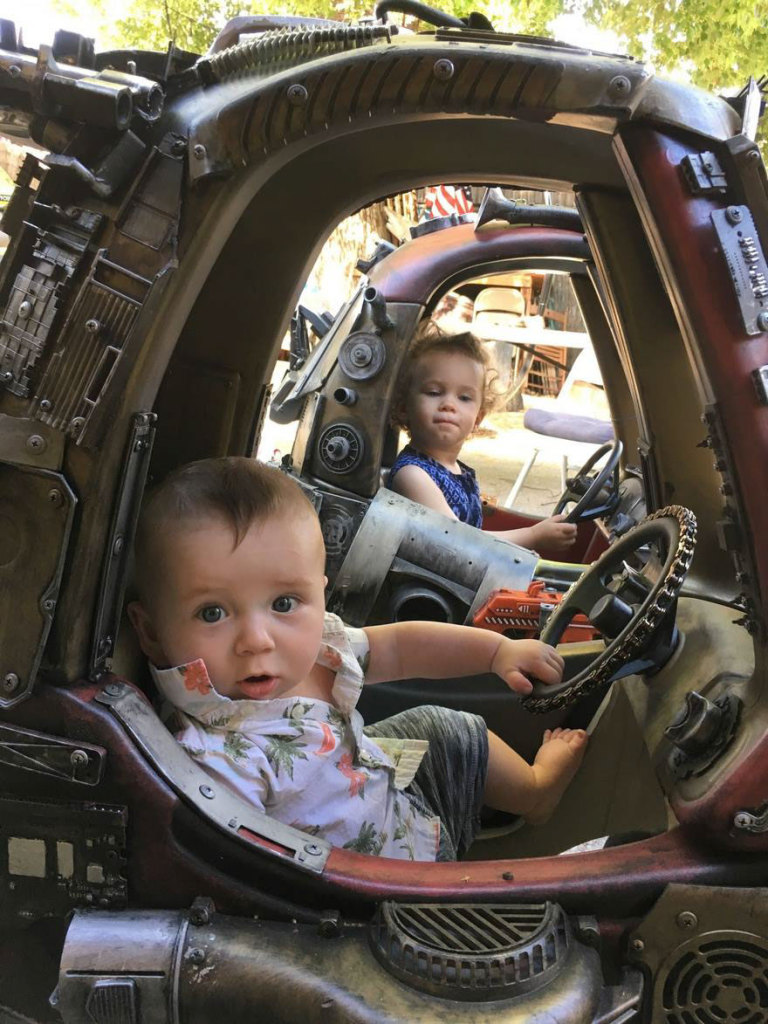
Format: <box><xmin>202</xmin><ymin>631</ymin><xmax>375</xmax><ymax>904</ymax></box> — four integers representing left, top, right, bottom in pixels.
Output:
<box><xmin>365</xmin><ymin>705</ymin><xmax>489</xmax><ymax>861</ymax></box>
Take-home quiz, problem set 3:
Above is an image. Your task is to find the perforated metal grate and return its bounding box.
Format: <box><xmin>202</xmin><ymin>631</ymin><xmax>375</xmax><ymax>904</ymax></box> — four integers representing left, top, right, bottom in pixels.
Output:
<box><xmin>369</xmin><ymin>901</ymin><xmax>570</xmax><ymax>1000</ymax></box>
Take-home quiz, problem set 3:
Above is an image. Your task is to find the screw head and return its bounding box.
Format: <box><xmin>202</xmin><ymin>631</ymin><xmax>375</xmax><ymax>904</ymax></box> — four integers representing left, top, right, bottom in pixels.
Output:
<box><xmin>725</xmin><ymin>205</ymin><xmax>743</xmax><ymax>224</ymax></box>
<box><xmin>84</xmin><ymin>318</ymin><xmax>101</xmax><ymax>334</ymax></box>
<box><xmin>171</xmin><ymin>138</ymin><xmax>187</xmax><ymax>155</ymax></box>
<box><xmin>8</xmin><ymin>65</ymin><xmax>20</xmax><ymax>78</ymax></box>
<box><xmin>70</xmin><ymin>749</ymin><xmax>89</xmax><ymax>769</ymax></box>
<box><xmin>0</xmin><ymin>370</ymin><xmax>13</xmax><ymax>383</ymax></box>
<box><xmin>756</xmin><ymin>311</ymin><xmax>768</xmax><ymax>331</ymax></box>
<box><xmin>199</xmin><ymin>785</ymin><xmax>215</xmax><ymax>799</ymax></box>
<box><xmin>112</xmin><ymin>536</ymin><xmax>124</xmax><ymax>557</ymax></box>
<box><xmin>734</xmin><ymin>811</ymin><xmax>752</xmax><ymax>829</ymax></box>
<box><xmin>303</xmin><ymin>842</ymin><xmax>321</xmax><ymax>856</ymax></box>
<box><xmin>2</xmin><ymin>673</ymin><xmax>20</xmax><ymax>693</ymax></box>
<box><xmin>287</xmin><ymin>83</ymin><xmax>308</xmax><ymax>106</ymax></box>
<box><xmin>104</xmin><ymin>682</ymin><xmax>123</xmax><ymax>696</ymax></box>
<box><xmin>42</xmin><ymin>598</ymin><xmax>55</xmax><ymax>612</ymax></box>
<box><xmin>433</xmin><ymin>58</ymin><xmax>454</xmax><ymax>81</ymax></box>
<box><xmin>39</xmin><ymin>398</ymin><xmax>52</xmax><ymax>412</ymax></box>
<box><xmin>47</xmin><ymin>488</ymin><xmax>64</xmax><ymax>507</ymax></box>
<box><xmin>26</xmin><ymin>434</ymin><xmax>46</xmax><ymax>452</ymax></box>
<box><xmin>193</xmin><ymin>144</ymin><xmax>206</xmax><ymax>160</ymax></box>
<box><xmin>630</xmin><ymin>937</ymin><xmax>645</xmax><ymax>953</ymax></box>
<box><xmin>69</xmin><ymin>417</ymin><xmax>85</xmax><ymax>434</ymax></box>
<box><xmin>676</xmin><ymin>911</ymin><xmax>698</xmax><ymax>929</ymax></box>
<box><xmin>18</xmin><ymin>300</ymin><xmax>32</xmax><ymax>319</ymax></box>
<box><xmin>187</xmin><ymin>947</ymin><xmax>206</xmax><ymax>964</ymax></box>
<box><xmin>609</xmin><ymin>75</ymin><xmax>631</xmax><ymax>96</ymax></box>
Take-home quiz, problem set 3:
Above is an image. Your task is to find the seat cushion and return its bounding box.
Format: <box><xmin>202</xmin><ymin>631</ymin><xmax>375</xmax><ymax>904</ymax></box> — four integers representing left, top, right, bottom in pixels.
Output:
<box><xmin>523</xmin><ymin>407</ymin><xmax>614</xmax><ymax>444</ymax></box>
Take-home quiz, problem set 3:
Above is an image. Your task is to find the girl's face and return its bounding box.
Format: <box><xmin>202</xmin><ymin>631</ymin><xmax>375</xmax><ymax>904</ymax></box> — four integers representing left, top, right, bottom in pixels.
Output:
<box><xmin>404</xmin><ymin>349</ymin><xmax>485</xmax><ymax>453</ymax></box>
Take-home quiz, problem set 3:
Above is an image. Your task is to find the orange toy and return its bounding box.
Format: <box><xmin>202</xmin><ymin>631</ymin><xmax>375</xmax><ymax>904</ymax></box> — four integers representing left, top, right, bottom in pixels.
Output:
<box><xmin>472</xmin><ymin>580</ymin><xmax>599</xmax><ymax>642</ymax></box>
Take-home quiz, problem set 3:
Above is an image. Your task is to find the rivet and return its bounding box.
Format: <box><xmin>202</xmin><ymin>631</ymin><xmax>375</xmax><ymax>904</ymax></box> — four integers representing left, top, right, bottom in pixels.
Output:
<box><xmin>676</xmin><ymin>910</ymin><xmax>697</xmax><ymax>929</ymax></box>
<box><xmin>192</xmin><ymin>144</ymin><xmax>206</xmax><ymax>160</ymax></box>
<box><xmin>2</xmin><ymin>673</ymin><xmax>20</xmax><ymax>693</ymax></box>
<box><xmin>433</xmin><ymin>58</ymin><xmax>454</xmax><ymax>81</ymax></box>
<box><xmin>287</xmin><ymin>83</ymin><xmax>308</xmax><ymax>106</ymax></box>
<box><xmin>200</xmin><ymin>785</ymin><xmax>215</xmax><ymax>799</ymax></box>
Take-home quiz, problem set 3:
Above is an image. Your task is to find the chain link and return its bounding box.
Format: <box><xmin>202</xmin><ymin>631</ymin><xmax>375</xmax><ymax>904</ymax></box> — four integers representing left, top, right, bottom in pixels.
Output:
<box><xmin>522</xmin><ymin>505</ymin><xmax>697</xmax><ymax>713</ymax></box>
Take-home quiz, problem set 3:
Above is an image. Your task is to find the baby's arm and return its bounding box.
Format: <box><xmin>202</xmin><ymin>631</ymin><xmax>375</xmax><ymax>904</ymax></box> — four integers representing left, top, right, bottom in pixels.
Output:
<box><xmin>388</xmin><ymin>464</ymin><xmax>459</xmax><ymax>519</ymax></box>
<box><xmin>363</xmin><ymin>622</ymin><xmax>563</xmax><ymax>695</ymax></box>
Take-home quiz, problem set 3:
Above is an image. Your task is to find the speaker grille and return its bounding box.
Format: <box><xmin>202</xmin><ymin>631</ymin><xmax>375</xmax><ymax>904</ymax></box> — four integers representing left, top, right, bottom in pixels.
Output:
<box><xmin>660</xmin><ymin>934</ymin><xmax>768</xmax><ymax>1023</ymax></box>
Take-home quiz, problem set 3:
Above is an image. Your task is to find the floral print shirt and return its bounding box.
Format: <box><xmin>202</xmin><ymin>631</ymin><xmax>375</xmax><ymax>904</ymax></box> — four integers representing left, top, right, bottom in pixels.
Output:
<box><xmin>150</xmin><ymin>613</ymin><xmax>440</xmax><ymax>861</ymax></box>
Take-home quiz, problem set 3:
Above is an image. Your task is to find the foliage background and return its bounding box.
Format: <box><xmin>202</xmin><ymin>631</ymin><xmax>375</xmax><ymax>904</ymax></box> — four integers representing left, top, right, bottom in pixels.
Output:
<box><xmin>50</xmin><ymin>0</ymin><xmax>766</xmax><ymax>104</ymax></box>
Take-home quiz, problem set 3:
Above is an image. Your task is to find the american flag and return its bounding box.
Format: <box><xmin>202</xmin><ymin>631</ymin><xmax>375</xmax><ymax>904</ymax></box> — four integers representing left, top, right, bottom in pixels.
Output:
<box><xmin>423</xmin><ymin>184</ymin><xmax>474</xmax><ymax>219</ymax></box>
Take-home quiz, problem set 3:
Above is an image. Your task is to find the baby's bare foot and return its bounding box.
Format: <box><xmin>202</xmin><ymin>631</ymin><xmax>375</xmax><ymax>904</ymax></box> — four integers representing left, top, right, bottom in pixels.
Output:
<box><xmin>525</xmin><ymin>727</ymin><xmax>588</xmax><ymax>825</ymax></box>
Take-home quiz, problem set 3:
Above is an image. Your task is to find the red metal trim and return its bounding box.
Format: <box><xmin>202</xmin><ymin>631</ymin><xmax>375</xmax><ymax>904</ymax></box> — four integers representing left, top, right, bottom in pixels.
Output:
<box><xmin>369</xmin><ymin>224</ymin><xmax>590</xmax><ymax>304</ymax></box>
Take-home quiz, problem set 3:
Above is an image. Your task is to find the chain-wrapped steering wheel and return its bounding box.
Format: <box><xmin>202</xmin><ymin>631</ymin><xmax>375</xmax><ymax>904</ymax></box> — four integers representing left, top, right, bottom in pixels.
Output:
<box><xmin>522</xmin><ymin>505</ymin><xmax>697</xmax><ymax>713</ymax></box>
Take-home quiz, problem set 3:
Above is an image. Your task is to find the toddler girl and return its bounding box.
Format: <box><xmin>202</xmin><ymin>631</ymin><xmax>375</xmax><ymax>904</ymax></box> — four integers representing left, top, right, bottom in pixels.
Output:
<box><xmin>388</xmin><ymin>323</ymin><xmax>577</xmax><ymax>551</ymax></box>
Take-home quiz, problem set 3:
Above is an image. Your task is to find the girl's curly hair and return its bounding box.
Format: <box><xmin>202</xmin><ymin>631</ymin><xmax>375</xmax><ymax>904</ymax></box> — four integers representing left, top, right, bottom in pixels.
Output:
<box><xmin>390</xmin><ymin>319</ymin><xmax>503</xmax><ymax>433</ymax></box>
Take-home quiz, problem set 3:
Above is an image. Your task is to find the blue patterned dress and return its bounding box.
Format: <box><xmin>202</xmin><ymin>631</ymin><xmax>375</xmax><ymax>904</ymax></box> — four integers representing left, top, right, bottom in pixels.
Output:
<box><xmin>387</xmin><ymin>445</ymin><xmax>483</xmax><ymax>527</ymax></box>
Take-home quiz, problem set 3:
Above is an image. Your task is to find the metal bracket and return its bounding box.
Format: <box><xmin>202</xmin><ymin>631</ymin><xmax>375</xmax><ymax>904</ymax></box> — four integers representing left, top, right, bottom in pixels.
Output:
<box><xmin>90</xmin><ymin>412</ymin><xmax>156</xmax><ymax>679</ymax></box>
<box><xmin>95</xmin><ymin>681</ymin><xmax>330</xmax><ymax>873</ymax></box>
<box><xmin>0</xmin><ymin>723</ymin><xmax>104</xmax><ymax>784</ymax></box>
<box><xmin>681</xmin><ymin>152</ymin><xmax>727</xmax><ymax>195</ymax></box>
<box><xmin>711</xmin><ymin>205</ymin><xmax>768</xmax><ymax>335</ymax></box>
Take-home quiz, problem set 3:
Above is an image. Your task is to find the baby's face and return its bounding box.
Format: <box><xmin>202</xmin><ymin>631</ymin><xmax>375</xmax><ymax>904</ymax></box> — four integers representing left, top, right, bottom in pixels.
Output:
<box><xmin>132</xmin><ymin>510</ymin><xmax>327</xmax><ymax>702</ymax></box>
<box><xmin>405</xmin><ymin>350</ymin><xmax>484</xmax><ymax>451</ymax></box>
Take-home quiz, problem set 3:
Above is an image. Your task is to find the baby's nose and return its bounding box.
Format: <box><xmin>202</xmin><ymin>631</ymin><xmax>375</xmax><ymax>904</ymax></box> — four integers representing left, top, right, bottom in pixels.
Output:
<box><xmin>235</xmin><ymin>615</ymin><xmax>274</xmax><ymax>653</ymax></box>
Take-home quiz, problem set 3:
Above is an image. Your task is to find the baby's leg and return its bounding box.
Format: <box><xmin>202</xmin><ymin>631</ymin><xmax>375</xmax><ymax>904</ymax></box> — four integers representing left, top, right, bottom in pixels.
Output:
<box><xmin>483</xmin><ymin>727</ymin><xmax>588</xmax><ymax>825</ymax></box>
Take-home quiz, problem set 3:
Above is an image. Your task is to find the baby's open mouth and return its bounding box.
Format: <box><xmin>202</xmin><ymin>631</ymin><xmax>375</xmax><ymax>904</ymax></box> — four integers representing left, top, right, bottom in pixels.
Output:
<box><xmin>237</xmin><ymin>674</ymin><xmax>277</xmax><ymax>698</ymax></box>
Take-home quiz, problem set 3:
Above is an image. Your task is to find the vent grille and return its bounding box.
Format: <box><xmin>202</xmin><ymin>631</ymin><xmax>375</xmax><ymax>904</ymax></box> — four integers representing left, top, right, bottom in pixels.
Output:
<box><xmin>660</xmin><ymin>934</ymin><xmax>768</xmax><ymax>1024</ymax></box>
<box><xmin>369</xmin><ymin>901</ymin><xmax>569</xmax><ymax>1000</ymax></box>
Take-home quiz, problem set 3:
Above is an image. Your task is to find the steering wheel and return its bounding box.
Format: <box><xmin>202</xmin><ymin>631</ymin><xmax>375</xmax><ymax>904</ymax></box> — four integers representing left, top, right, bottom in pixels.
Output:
<box><xmin>553</xmin><ymin>439</ymin><xmax>623</xmax><ymax>523</ymax></box>
<box><xmin>522</xmin><ymin>506</ymin><xmax>697</xmax><ymax>713</ymax></box>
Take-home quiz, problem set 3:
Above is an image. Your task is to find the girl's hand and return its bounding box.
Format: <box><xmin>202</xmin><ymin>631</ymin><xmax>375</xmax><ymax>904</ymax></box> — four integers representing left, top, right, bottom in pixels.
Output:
<box><xmin>490</xmin><ymin>638</ymin><xmax>564</xmax><ymax>695</ymax></box>
<box><xmin>532</xmin><ymin>514</ymin><xmax>578</xmax><ymax>551</ymax></box>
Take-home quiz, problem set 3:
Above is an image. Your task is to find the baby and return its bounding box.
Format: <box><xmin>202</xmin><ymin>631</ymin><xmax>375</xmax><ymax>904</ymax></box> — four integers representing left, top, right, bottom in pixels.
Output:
<box><xmin>388</xmin><ymin>323</ymin><xmax>577</xmax><ymax>552</ymax></box>
<box><xmin>128</xmin><ymin>457</ymin><xmax>587</xmax><ymax>861</ymax></box>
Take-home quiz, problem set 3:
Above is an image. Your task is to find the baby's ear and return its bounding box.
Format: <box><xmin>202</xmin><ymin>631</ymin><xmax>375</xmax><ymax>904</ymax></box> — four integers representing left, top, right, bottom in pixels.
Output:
<box><xmin>127</xmin><ymin>601</ymin><xmax>166</xmax><ymax>664</ymax></box>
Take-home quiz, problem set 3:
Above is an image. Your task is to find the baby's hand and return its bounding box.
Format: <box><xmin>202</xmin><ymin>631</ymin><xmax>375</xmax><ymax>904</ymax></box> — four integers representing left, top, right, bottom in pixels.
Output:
<box><xmin>490</xmin><ymin>638</ymin><xmax>564</xmax><ymax>695</ymax></box>
<box><xmin>532</xmin><ymin>514</ymin><xmax>578</xmax><ymax>551</ymax></box>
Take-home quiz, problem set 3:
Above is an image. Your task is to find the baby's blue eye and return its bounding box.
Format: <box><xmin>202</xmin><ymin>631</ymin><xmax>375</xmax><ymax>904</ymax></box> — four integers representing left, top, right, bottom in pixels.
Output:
<box><xmin>272</xmin><ymin>596</ymin><xmax>297</xmax><ymax>613</ymax></box>
<box><xmin>198</xmin><ymin>605</ymin><xmax>225</xmax><ymax>623</ymax></box>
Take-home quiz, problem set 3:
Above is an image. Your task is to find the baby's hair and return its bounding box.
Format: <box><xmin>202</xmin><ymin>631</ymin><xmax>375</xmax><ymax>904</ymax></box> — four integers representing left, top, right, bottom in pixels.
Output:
<box><xmin>391</xmin><ymin>319</ymin><xmax>501</xmax><ymax>432</ymax></box>
<box><xmin>133</xmin><ymin>457</ymin><xmax>316</xmax><ymax>602</ymax></box>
